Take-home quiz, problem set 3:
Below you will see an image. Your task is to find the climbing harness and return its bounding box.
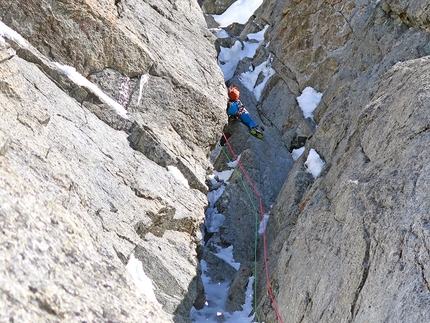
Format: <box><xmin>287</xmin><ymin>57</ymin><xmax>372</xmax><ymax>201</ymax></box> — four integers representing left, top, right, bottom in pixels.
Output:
<box><xmin>220</xmin><ymin>132</ymin><xmax>284</xmax><ymax>323</ymax></box>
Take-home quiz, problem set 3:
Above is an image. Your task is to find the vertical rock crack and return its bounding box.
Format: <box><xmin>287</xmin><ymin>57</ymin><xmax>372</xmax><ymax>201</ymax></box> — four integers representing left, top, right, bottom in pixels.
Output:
<box><xmin>350</xmin><ymin>225</ymin><xmax>371</xmax><ymax>321</ymax></box>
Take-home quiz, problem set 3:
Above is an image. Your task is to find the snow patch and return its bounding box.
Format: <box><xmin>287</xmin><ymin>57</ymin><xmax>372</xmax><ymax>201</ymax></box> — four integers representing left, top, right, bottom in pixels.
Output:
<box><xmin>206</xmin><ymin>211</ymin><xmax>226</xmax><ymax>233</ymax></box>
<box><xmin>305</xmin><ymin>149</ymin><xmax>325</xmax><ymax>178</ymax></box>
<box><xmin>214</xmin><ymin>245</ymin><xmax>241</xmax><ymax>270</ymax></box>
<box><xmin>207</xmin><ymin>185</ymin><xmax>226</xmax><ymax>206</ymax></box>
<box><xmin>54</xmin><ymin>63</ymin><xmax>128</xmax><ymax>119</ymax></box>
<box><xmin>137</xmin><ymin>73</ymin><xmax>149</xmax><ymax>106</ymax></box>
<box><xmin>258</xmin><ymin>214</ymin><xmax>269</xmax><ymax>234</ymax></box>
<box><xmin>211</xmin><ymin>28</ymin><xmax>230</xmax><ymax>39</ymax></box>
<box><xmin>218</xmin><ymin>28</ymin><xmax>267</xmax><ymax>81</ymax></box>
<box><xmin>212</xmin><ymin>0</ymin><xmax>263</xmax><ymax>27</ymax></box>
<box><xmin>227</xmin><ymin>154</ymin><xmax>241</xmax><ymax>168</ymax></box>
<box><xmin>247</xmin><ymin>27</ymin><xmax>267</xmax><ymax>42</ymax></box>
<box><xmin>213</xmin><ymin>154</ymin><xmax>241</xmax><ymax>182</ymax></box>
<box><xmin>206</xmin><ymin>185</ymin><xmax>227</xmax><ymax>233</ymax></box>
<box><xmin>218</xmin><ymin>40</ymin><xmax>259</xmax><ymax>81</ymax></box>
<box><xmin>0</xmin><ymin>21</ymin><xmax>28</xmax><ymax>47</ymax></box>
<box><xmin>297</xmin><ymin>87</ymin><xmax>323</xmax><ymax>120</ymax></box>
<box><xmin>292</xmin><ymin>147</ymin><xmax>305</xmax><ymax>161</ymax></box>
<box><xmin>191</xmin><ymin>260</ymin><xmax>230</xmax><ymax>322</ymax></box>
<box><xmin>167</xmin><ymin>165</ymin><xmax>190</xmax><ymax>188</ymax></box>
<box><xmin>126</xmin><ymin>253</ymin><xmax>158</xmax><ymax>304</ymax></box>
<box><xmin>214</xmin><ymin>169</ymin><xmax>235</xmax><ymax>182</ymax></box>
<box><xmin>239</xmin><ymin>53</ymin><xmax>275</xmax><ymax>101</ymax></box>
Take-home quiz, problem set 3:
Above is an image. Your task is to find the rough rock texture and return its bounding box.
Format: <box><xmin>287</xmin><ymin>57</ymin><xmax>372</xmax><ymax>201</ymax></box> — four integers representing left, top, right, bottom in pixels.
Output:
<box><xmin>3</xmin><ymin>0</ymin><xmax>430</xmax><ymax>322</ymax></box>
<box><xmin>0</xmin><ymin>0</ymin><xmax>227</xmax><ymax>322</ymax></box>
<box><xmin>243</xmin><ymin>0</ymin><xmax>430</xmax><ymax>322</ymax></box>
<box><xmin>197</xmin><ymin>0</ymin><xmax>430</xmax><ymax>321</ymax></box>
<box><xmin>0</xmin><ymin>40</ymin><xmax>176</xmax><ymax>323</ymax></box>
<box><xmin>200</xmin><ymin>0</ymin><xmax>237</xmax><ymax>15</ymax></box>
<box><xmin>259</xmin><ymin>58</ymin><xmax>430</xmax><ymax>323</ymax></box>
<box><xmin>0</xmin><ymin>0</ymin><xmax>228</xmax><ymax>192</ymax></box>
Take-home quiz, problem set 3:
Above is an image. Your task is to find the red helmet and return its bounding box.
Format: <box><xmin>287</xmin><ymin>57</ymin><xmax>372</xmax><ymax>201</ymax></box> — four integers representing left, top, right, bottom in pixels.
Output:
<box><xmin>228</xmin><ymin>86</ymin><xmax>240</xmax><ymax>101</ymax></box>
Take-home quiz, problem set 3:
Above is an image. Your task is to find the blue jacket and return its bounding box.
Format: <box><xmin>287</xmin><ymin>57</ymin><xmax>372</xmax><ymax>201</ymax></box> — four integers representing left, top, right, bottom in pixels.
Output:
<box><xmin>226</xmin><ymin>100</ymin><xmax>257</xmax><ymax>129</ymax></box>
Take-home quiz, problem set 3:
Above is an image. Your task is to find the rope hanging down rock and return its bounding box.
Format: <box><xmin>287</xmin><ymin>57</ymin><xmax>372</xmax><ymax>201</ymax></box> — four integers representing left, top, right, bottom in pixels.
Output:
<box><xmin>220</xmin><ymin>132</ymin><xmax>284</xmax><ymax>323</ymax></box>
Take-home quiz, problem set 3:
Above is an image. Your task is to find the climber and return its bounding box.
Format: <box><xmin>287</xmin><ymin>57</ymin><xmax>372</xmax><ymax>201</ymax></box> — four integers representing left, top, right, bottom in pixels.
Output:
<box><xmin>226</xmin><ymin>86</ymin><xmax>263</xmax><ymax>139</ymax></box>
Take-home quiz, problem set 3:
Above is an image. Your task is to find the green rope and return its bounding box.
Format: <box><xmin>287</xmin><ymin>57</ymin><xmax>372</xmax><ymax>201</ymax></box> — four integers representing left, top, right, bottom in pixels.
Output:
<box><xmin>220</xmin><ymin>146</ymin><xmax>261</xmax><ymax>323</ymax></box>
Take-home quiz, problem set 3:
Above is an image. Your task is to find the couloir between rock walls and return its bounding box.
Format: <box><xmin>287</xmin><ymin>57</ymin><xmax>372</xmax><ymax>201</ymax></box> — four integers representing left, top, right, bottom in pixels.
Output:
<box><xmin>202</xmin><ymin>0</ymin><xmax>430</xmax><ymax>322</ymax></box>
<box><xmin>2</xmin><ymin>0</ymin><xmax>430</xmax><ymax>323</ymax></box>
<box><xmin>0</xmin><ymin>0</ymin><xmax>292</xmax><ymax>320</ymax></box>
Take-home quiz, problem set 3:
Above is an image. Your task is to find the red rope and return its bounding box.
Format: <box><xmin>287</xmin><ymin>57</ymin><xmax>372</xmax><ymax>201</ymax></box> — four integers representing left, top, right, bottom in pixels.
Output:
<box><xmin>221</xmin><ymin>132</ymin><xmax>284</xmax><ymax>323</ymax></box>
<box><xmin>222</xmin><ymin>133</ymin><xmax>262</xmax><ymax>197</ymax></box>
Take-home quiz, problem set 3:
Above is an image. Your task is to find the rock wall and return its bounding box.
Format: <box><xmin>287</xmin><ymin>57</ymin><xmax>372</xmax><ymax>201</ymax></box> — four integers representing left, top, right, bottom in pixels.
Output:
<box><xmin>3</xmin><ymin>0</ymin><xmax>430</xmax><ymax>322</ymax></box>
<box><xmin>0</xmin><ymin>0</ymin><xmax>227</xmax><ymax>322</ymax></box>
<box><xmin>244</xmin><ymin>0</ymin><xmax>430</xmax><ymax>322</ymax></box>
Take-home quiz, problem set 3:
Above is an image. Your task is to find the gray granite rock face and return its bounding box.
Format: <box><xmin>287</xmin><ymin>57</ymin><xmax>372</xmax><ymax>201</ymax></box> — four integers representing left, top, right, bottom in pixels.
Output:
<box><xmin>0</xmin><ymin>0</ymin><xmax>227</xmax><ymax>321</ymax></box>
<box><xmin>3</xmin><ymin>0</ymin><xmax>430</xmax><ymax>322</ymax></box>
<box><xmin>244</xmin><ymin>1</ymin><xmax>430</xmax><ymax>322</ymax></box>
<box><xmin>200</xmin><ymin>0</ymin><xmax>237</xmax><ymax>15</ymax></box>
<box><xmin>0</xmin><ymin>41</ymin><xmax>176</xmax><ymax>322</ymax></box>
<box><xmin>198</xmin><ymin>0</ymin><xmax>430</xmax><ymax>321</ymax></box>
<box><xmin>258</xmin><ymin>55</ymin><xmax>430</xmax><ymax>323</ymax></box>
<box><xmin>0</xmin><ymin>0</ymin><xmax>228</xmax><ymax>192</ymax></box>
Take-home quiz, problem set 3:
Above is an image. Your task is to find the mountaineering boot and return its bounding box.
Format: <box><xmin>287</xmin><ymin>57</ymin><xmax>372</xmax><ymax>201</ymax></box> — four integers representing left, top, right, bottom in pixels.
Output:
<box><xmin>250</xmin><ymin>127</ymin><xmax>263</xmax><ymax>139</ymax></box>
